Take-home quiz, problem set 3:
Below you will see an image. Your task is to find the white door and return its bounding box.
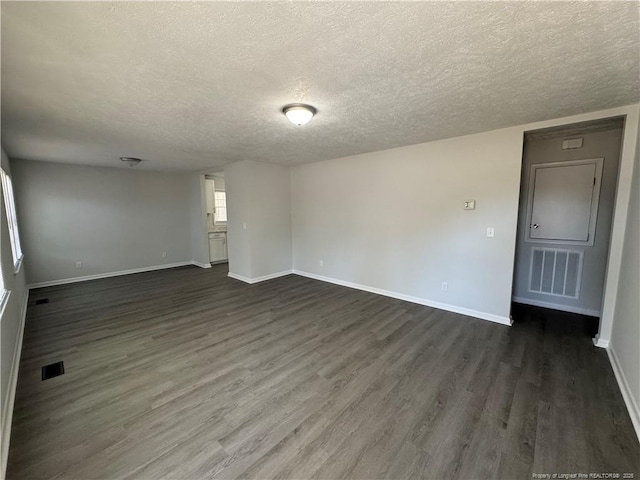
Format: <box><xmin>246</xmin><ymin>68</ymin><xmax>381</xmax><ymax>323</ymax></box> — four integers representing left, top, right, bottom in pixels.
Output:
<box><xmin>526</xmin><ymin>159</ymin><xmax>603</xmax><ymax>245</ymax></box>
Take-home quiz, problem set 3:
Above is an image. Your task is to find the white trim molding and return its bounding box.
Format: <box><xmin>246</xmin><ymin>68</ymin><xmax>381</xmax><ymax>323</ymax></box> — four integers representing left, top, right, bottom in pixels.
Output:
<box><xmin>512</xmin><ymin>296</ymin><xmax>601</xmax><ymax>318</ymax></box>
<box><xmin>228</xmin><ymin>270</ymin><xmax>293</xmax><ymax>284</ymax></box>
<box><xmin>294</xmin><ymin>270</ymin><xmax>512</xmax><ymax>326</ymax></box>
<box><xmin>27</xmin><ymin>262</ymin><xmax>198</xmax><ymax>289</ymax></box>
<box><xmin>592</xmin><ymin>334</ymin><xmax>609</xmax><ymax>349</ymax></box>
<box><xmin>192</xmin><ymin>261</ymin><xmax>212</xmax><ymax>269</ymax></box>
<box><xmin>606</xmin><ymin>346</ymin><xmax>640</xmax><ymax>442</ymax></box>
<box><xmin>1</xmin><ymin>289</ymin><xmax>28</xmax><ymax>477</ymax></box>
<box><xmin>0</xmin><ymin>290</ymin><xmax>10</xmax><ymax>319</ymax></box>
<box><xmin>227</xmin><ymin>272</ymin><xmax>253</xmax><ymax>283</ymax></box>
<box><xmin>594</xmin><ymin>105</ymin><xmax>639</xmax><ymax>349</ymax></box>
<box><xmin>12</xmin><ymin>254</ymin><xmax>24</xmax><ymax>275</ymax></box>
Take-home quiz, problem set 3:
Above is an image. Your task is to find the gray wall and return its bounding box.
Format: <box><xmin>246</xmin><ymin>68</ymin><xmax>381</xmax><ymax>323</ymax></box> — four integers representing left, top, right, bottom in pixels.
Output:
<box><xmin>291</xmin><ymin>127</ymin><xmax>524</xmax><ymax>321</ymax></box>
<box><xmin>11</xmin><ymin>160</ymin><xmax>193</xmax><ymax>285</ymax></box>
<box><xmin>610</xmin><ymin>120</ymin><xmax>640</xmax><ymax>434</ymax></box>
<box><xmin>0</xmin><ymin>149</ymin><xmax>28</xmax><ymax>474</ymax></box>
<box><xmin>513</xmin><ymin>128</ymin><xmax>623</xmax><ymax>315</ymax></box>
<box><xmin>225</xmin><ymin>160</ymin><xmax>292</xmax><ymax>280</ymax></box>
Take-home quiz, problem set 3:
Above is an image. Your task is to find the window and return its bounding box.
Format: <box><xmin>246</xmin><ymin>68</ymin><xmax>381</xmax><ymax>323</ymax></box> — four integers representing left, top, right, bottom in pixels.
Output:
<box><xmin>214</xmin><ymin>191</ymin><xmax>227</xmax><ymax>223</ymax></box>
<box><xmin>1</xmin><ymin>168</ymin><xmax>23</xmax><ymax>271</ymax></box>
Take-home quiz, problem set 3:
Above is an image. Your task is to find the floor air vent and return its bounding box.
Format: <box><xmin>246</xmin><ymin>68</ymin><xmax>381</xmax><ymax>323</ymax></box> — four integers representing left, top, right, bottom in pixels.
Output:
<box><xmin>529</xmin><ymin>248</ymin><xmax>583</xmax><ymax>299</ymax></box>
<box><xmin>35</xmin><ymin>298</ymin><xmax>49</xmax><ymax>305</ymax></box>
<box><xmin>42</xmin><ymin>361</ymin><xmax>65</xmax><ymax>381</ymax></box>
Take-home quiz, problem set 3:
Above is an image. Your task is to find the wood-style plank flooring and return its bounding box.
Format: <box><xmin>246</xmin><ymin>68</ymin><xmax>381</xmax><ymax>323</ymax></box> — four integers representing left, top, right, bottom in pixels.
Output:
<box><xmin>7</xmin><ymin>265</ymin><xmax>640</xmax><ymax>479</ymax></box>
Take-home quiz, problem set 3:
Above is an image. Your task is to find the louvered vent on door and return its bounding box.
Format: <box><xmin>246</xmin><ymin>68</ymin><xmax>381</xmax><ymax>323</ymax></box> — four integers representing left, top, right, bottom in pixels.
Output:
<box><xmin>529</xmin><ymin>248</ymin><xmax>583</xmax><ymax>298</ymax></box>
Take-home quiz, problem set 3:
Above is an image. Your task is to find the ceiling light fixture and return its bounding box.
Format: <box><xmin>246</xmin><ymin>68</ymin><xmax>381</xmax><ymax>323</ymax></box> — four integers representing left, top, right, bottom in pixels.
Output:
<box><xmin>120</xmin><ymin>156</ymin><xmax>142</xmax><ymax>167</ymax></box>
<box><xmin>282</xmin><ymin>103</ymin><xmax>317</xmax><ymax>126</ymax></box>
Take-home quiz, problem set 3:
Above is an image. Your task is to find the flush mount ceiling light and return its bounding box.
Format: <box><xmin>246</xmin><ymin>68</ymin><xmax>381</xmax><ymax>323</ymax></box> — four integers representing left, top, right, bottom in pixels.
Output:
<box><xmin>282</xmin><ymin>103</ymin><xmax>317</xmax><ymax>126</ymax></box>
<box><xmin>120</xmin><ymin>156</ymin><xmax>142</xmax><ymax>167</ymax></box>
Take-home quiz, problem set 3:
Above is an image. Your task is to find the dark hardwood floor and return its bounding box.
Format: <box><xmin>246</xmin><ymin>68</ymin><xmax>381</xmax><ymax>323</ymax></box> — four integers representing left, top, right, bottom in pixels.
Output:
<box><xmin>7</xmin><ymin>265</ymin><xmax>639</xmax><ymax>479</ymax></box>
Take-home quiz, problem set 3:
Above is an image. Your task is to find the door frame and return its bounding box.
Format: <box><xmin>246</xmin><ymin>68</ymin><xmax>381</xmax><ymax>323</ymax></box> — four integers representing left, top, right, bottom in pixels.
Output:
<box><xmin>509</xmin><ymin>105</ymin><xmax>639</xmax><ymax>349</ymax></box>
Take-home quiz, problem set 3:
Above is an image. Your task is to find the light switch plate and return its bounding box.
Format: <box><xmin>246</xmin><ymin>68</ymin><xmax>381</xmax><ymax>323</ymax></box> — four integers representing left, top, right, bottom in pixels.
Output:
<box><xmin>464</xmin><ymin>200</ymin><xmax>476</xmax><ymax>210</ymax></box>
<box><xmin>486</xmin><ymin>227</ymin><xmax>495</xmax><ymax>238</ymax></box>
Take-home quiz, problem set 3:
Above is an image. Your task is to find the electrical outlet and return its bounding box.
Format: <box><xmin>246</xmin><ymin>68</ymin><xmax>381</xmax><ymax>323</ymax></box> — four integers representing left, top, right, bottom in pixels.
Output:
<box><xmin>319</xmin><ymin>259</ymin><xmax>324</xmax><ymax>267</ymax></box>
<box><xmin>162</xmin><ymin>251</ymin><xmax>167</xmax><ymax>258</ymax></box>
<box><xmin>75</xmin><ymin>261</ymin><xmax>82</xmax><ymax>269</ymax></box>
<box><xmin>441</xmin><ymin>282</ymin><xmax>448</xmax><ymax>291</ymax></box>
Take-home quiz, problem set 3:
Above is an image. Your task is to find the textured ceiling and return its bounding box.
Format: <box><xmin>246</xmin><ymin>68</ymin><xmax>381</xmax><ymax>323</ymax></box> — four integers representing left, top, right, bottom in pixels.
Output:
<box><xmin>1</xmin><ymin>1</ymin><xmax>639</xmax><ymax>171</ymax></box>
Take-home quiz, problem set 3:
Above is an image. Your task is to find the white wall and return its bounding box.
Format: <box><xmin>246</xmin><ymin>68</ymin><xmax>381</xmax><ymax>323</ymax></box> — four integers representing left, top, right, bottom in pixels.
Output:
<box><xmin>609</xmin><ymin>119</ymin><xmax>640</xmax><ymax>438</ymax></box>
<box><xmin>0</xmin><ymin>149</ymin><xmax>29</xmax><ymax>477</ymax></box>
<box><xmin>225</xmin><ymin>162</ymin><xmax>254</xmax><ymax>279</ymax></box>
<box><xmin>11</xmin><ymin>160</ymin><xmax>193</xmax><ymax>286</ymax></box>
<box><xmin>292</xmin><ymin>127</ymin><xmax>524</xmax><ymax>323</ymax></box>
<box><xmin>225</xmin><ymin>160</ymin><xmax>291</xmax><ymax>281</ymax></box>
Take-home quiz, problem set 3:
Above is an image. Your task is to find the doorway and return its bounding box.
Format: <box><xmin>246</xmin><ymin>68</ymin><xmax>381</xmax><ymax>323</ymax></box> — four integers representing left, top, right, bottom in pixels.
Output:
<box><xmin>204</xmin><ymin>174</ymin><xmax>229</xmax><ymax>265</ymax></box>
<box><xmin>512</xmin><ymin>117</ymin><xmax>625</xmax><ymax>317</ymax></box>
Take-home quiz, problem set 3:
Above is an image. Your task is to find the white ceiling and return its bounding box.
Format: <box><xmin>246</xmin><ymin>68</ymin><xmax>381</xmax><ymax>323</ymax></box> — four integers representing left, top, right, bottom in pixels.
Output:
<box><xmin>1</xmin><ymin>1</ymin><xmax>639</xmax><ymax>171</ymax></box>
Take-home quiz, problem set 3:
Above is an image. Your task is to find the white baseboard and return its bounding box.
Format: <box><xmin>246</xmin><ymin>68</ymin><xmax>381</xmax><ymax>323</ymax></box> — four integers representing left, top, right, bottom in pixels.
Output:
<box><xmin>293</xmin><ymin>270</ymin><xmax>512</xmax><ymax>326</ymax></box>
<box><xmin>192</xmin><ymin>261</ymin><xmax>212</xmax><ymax>269</ymax></box>
<box><xmin>606</xmin><ymin>345</ymin><xmax>640</xmax><ymax>442</ymax></box>
<box><xmin>592</xmin><ymin>334</ymin><xmax>609</xmax><ymax>349</ymax></box>
<box><xmin>1</xmin><ymin>289</ymin><xmax>29</xmax><ymax>478</ymax></box>
<box><xmin>512</xmin><ymin>296</ymin><xmax>601</xmax><ymax>318</ymax></box>
<box><xmin>27</xmin><ymin>261</ymin><xmax>197</xmax><ymax>289</ymax></box>
<box><xmin>227</xmin><ymin>272</ymin><xmax>252</xmax><ymax>283</ymax></box>
<box><xmin>228</xmin><ymin>270</ymin><xmax>293</xmax><ymax>284</ymax></box>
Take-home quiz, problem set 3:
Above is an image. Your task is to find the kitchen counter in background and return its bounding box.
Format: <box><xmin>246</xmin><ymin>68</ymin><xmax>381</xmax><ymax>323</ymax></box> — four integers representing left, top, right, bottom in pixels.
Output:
<box><xmin>208</xmin><ymin>230</ymin><xmax>228</xmax><ymax>263</ymax></box>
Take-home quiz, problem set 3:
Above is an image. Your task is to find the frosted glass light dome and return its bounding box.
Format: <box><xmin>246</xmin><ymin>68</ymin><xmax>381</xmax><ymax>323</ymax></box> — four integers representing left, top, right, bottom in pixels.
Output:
<box><xmin>283</xmin><ymin>104</ymin><xmax>316</xmax><ymax>126</ymax></box>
